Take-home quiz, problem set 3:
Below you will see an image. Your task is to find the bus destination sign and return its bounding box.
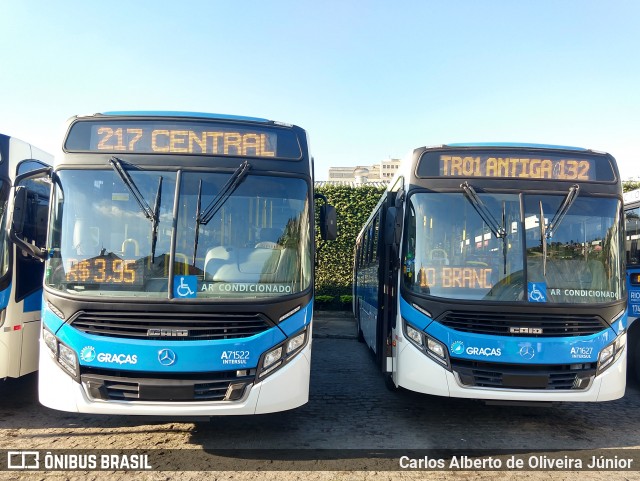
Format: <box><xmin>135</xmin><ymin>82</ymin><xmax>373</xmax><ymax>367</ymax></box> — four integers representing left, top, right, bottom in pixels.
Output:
<box><xmin>64</xmin><ymin>119</ymin><xmax>304</xmax><ymax>159</ymax></box>
<box><xmin>90</xmin><ymin>125</ymin><xmax>277</xmax><ymax>157</ymax></box>
<box><xmin>439</xmin><ymin>154</ymin><xmax>595</xmax><ymax>181</ymax></box>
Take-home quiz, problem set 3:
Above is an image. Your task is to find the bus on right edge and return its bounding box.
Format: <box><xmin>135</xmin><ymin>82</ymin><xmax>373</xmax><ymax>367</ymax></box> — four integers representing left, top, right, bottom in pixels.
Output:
<box><xmin>354</xmin><ymin>143</ymin><xmax>627</xmax><ymax>402</ymax></box>
<box><xmin>623</xmin><ymin>188</ymin><xmax>640</xmax><ymax>380</ymax></box>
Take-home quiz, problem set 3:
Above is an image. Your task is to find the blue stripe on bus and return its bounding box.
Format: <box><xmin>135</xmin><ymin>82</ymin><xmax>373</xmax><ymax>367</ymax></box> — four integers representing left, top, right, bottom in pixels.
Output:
<box><xmin>399</xmin><ymin>298</ymin><xmax>434</xmax><ymax>331</ymax></box>
<box><xmin>0</xmin><ymin>284</ymin><xmax>10</xmax><ymax>310</ymax></box>
<box><xmin>101</xmin><ymin>111</ymin><xmax>270</xmax><ymax>123</ymax></box>
<box><xmin>43</xmin><ymin>301</ymin><xmax>312</xmax><ymax>373</ymax></box>
<box><xmin>400</xmin><ymin>298</ymin><xmax>624</xmax><ymax>364</ymax></box>
<box><xmin>22</xmin><ymin>290</ymin><xmax>43</xmax><ymax>312</ymax></box>
<box><xmin>55</xmin><ymin>322</ymin><xmax>286</xmax><ymax>372</ymax></box>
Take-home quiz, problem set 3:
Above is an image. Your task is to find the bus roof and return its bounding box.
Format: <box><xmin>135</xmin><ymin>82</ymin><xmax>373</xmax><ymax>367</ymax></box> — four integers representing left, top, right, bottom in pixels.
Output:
<box><xmin>445</xmin><ymin>142</ymin><xmax>590</xmax><ymax>152</ymax></box>
<box><xmin>94</xmin><ymin>111</ymin><xmax>272</xmax><ymax>124</ymax></box>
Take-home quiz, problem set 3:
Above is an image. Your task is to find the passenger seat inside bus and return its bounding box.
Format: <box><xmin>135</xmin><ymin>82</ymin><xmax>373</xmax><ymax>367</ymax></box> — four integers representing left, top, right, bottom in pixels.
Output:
<box><xmin>254</xmin><ymin>227</ymin><xmax>282</xmax><ymax>249</ymax></box>
<box><xmin>204</xmin><ymin>245</ymin><xmax>290</xmax><ymax>283</ymax></box>
<box><xmin>72</xmin><ymin>219</ymin><xmax>100</xmax><ymax>256</ymax></box>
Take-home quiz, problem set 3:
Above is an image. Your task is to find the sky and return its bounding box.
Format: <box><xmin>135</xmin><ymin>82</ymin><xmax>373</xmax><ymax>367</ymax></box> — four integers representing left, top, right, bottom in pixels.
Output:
<box><xmin>1</xmin><ymin>1</ymin><xmax>639</xmax><ymax>180</ymax></box>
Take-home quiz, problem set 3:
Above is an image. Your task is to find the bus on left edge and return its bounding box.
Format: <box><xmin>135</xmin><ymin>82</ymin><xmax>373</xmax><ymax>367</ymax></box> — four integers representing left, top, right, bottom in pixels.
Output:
<box><xmin>0</xmin><ymin>133</ymin><xmax>52</xmax><ymax>379</ymax></box>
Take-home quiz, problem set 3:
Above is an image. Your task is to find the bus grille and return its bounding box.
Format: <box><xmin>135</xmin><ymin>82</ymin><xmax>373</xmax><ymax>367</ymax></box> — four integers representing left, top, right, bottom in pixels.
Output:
<box><xmin>81</xmin><ymin>368</ymin><xmax>256</xmax><ymax>402</ymax></box>
<box><xmin>451</xmin><ymin>359</ymin><xmax>596</xmax><ymax>390</ymax></box>
<box><xmin>438</xmin><ymin>311</ymin><xmax>608</xmax><ymax>337</ymax></box>
<box><xmin>70</xmin><ymin>311</ymin><xmax>272</xmax><ymax>341</ymax></box>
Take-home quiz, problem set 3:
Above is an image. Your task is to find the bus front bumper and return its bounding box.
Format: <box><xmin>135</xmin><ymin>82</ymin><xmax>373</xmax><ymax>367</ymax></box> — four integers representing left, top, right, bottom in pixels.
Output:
<box><xmin>38</xmin><ymin>340</ymin><xmax>311</xmax><ymax>415</ymax></box>
<box><xmin>396</xmin><ymin>342</ymin><xmax>626</xmax><ymax>402</ymax></box>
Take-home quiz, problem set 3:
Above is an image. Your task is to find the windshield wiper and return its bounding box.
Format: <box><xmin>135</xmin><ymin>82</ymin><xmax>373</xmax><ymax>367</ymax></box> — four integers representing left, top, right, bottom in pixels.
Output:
<box><xmin>547</xmin><ymin>184</ymin><xmax>580</xmax><ymax>238</ymax></box>
<box><xmin>192</xmin><ymin>161</ymin><xmax>251</xmax><ymax>266</ymax></box>
<box><xmin>461</xmin><ymin>182</ymin><xmax>509</xmax><ymax>275</ymax></box>
<box><xmin>461</xmin><ymin>182</ymin><xmax>507</xmax><ymax>239</ymax></box>
<box><xmin>151</xmin><ymin>176</ymin><xmax>163</xmax><ymax>264</ymax></box>
<box><xmin>539</xmin><ymin>184</ymin><xmax>580</xmax><ymax>276</ymax></box>
<box><xmin>109</xmin><ymin>157</ymin><xmax>163</xmax><ymax>264</ymax></box>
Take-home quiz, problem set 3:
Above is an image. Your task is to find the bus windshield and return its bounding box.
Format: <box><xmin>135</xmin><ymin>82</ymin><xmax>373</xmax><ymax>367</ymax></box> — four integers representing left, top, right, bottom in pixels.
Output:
<box><xmin>45</xmin><ymin>169</ymin><xmax>311</xmax><ymax>298</ymax></box>
<box><xmin>403</xmin><ymin>192</ymin><xmax>623</xmax><ymax>304</ymax></box>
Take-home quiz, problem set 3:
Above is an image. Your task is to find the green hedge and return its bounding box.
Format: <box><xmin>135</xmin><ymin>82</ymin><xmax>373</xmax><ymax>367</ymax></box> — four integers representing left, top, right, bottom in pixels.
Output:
<box><xmin>624</xmin><ymin>181</ymin><xmax>640</xmax><ymax>192</ymax></box>
<box><xmin>314</xmin><ymin>184</ymin><xmax>386</xmax><ymax>305</ymax></box>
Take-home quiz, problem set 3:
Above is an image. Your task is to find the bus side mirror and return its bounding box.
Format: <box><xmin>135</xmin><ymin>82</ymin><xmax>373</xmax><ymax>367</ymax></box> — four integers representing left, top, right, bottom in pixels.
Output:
<box><xmin>320</xmin><ymin>204</ymin><xmax>337</xmax><ymax>241</ymax></box>
<box><xmin>9</xmin><ymin>166</ymin><xmax>52</xmax><ymax>261</ymax></box>
<box><xmin>10</xmin><ymin>186</ymin><xmax>47</xmax><ymax>260</ymax></box>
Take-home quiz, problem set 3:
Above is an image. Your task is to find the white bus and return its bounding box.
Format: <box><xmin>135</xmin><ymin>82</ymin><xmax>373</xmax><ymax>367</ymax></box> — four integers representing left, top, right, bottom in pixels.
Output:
<box><xmin>0</xmin><ymin>133</ymin><xmax>52</xmax><ymax>379</ymax></box>
<box><xmin>10</xmin><ymin>112</ymin><xmax>335</xmax><ymax>414</ymax></box>
<box><xmin>355</xmin><ymin>143</ymin><xmax>626</xmax><ymax>402</ymax></box>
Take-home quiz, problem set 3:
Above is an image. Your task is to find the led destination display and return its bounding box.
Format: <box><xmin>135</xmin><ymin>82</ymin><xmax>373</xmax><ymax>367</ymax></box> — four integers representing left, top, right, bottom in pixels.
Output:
<box><xmin>439</xmin><ymin>154</ymin><xmax>594</xmax><ymax>180</ymax></box>
<box><xmin>64</xmin><ymin>119</ymin><xmax>303</xmax><ymax>159</ymax></box>
<box><xmin>416</xmin><ymin>149</ymin><xmax>616</xmax><ymax>182</ymax></box>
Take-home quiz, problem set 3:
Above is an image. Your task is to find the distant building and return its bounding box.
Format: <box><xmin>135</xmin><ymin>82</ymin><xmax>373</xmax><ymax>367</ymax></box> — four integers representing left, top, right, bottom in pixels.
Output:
<box><xmin>328</xmin><ymin>158</ymin><xmax>400</xmax><ymax>184</ymax></box>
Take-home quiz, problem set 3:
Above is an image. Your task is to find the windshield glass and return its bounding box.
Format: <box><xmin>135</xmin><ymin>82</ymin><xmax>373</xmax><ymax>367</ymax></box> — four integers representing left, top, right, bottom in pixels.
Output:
<box><xmin>626</xmin><ymin>205</ymin><xmax>640</xmax><ymax>267</ymax></box>
<box><xmin>403</xmin><ymin>192</ymin><xmax>522</xmax><ymax>301</ymax></box>
<box><xmin>176</xmin><ymin>173</ymin><xmax>311</xmax><ymax>298</ymax></box>
<box><xmin>46</xmin><ymin>169</ymin><xmax>176</xmax><ymax>297</ymax></box>
<box><xmin>524</xmin><ymin>195</ymin><xmax>623</xmax><ymax>303</ymax></box>
<box><xmin>45</xmin><ymin>170</ymin><xmax>311</xmax><ymax>299</ymax></box>
<box><xmin>403</xmin><ymin>192</ymin><xmax>623</xmax><ymax>304</ymax></box>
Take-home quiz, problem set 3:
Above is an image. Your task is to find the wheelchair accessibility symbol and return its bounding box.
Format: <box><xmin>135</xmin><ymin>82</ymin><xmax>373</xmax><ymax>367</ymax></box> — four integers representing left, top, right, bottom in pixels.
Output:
<box><xmin>527</xmin><ymin>282</ymin><xmax>547</xmax><ymax>303</ymax></box>
<box><xmin>174</xmin><ymin>275</ymin><xmax>197</xmax><ymax>299</ymax></box>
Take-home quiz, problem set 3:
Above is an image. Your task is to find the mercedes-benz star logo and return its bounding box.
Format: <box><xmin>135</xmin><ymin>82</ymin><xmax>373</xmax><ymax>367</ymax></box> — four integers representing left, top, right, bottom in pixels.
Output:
<box><xmin>158</xmin><ymin>349</ymin><xmax>177</xmax><ymax>366</ymax></box>
<box><xmin>519</xmin><ymin>345</ymin><xmax>535</xmax><ymax>360</ymax></box>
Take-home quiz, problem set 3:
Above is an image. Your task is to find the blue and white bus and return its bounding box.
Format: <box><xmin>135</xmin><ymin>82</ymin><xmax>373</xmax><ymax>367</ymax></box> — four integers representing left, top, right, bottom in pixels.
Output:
<box><xmin>623</xmin><ymin>188</ymin><xmax>640</xmax><ymax>379</ymax></box>
<box><xmin>10</xmin><ymin>112</ymin><xmax>335</xmax><ymax>414</ymax></box>
<box><xmin>0</xmin><ymin>134</ymin><xmax>52</xmax><ymax>379</ymax></box>
<box><xmin>354</xmin><ymin>144</ymin><xmax>627</xmax><ymax>402</ymax></box>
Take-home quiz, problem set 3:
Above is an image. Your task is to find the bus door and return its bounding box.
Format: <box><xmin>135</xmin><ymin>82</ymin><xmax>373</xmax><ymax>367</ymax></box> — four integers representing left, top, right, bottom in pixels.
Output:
<box><xmin>379</xmin><ymin>190</ymin><xmax>403</xmax><ymax>373</ymax></box>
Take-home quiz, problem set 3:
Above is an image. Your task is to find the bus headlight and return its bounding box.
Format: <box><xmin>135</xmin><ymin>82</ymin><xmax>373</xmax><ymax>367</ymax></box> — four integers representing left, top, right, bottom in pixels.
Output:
<box><xmin>597</xmin><ymin>333</ymin><xmax>626</xmax><ymax>375</ymax></box>
<box><xmin>258</xmin><ymin>327</ymin><xmax>308</xmax><ymax>379</ymax></box>
<box><xmin>42</xmin><ymin>326</ymin><xmax>80</xmax><ymax>381</ymax></box>
<box><xmin>427</xmin><ymin>337</ymin><xmax>446</xmax><ymax>360</ymax></box>
<box><xmin>287</xmin><ymin>331</ymin><xmax>306</xmax><ymax>354</ymax></box>
<box><xmin>58</xmin><ymin>343</ymin><xmax>79</xmax><ymax>378</ymax></box>
<box><xmin>405</xmin><ymin>324</ymin><xmax>424</xmax><ymax>347</ymax></box>
<box><xmin>403</xmin><ymin>319</ymin><xmax>450</xmax><ymax>369</ymax></box>
<box><xmin>263</xmin><ymin>347</ymin><xmax>283</xmax><ymax>371</ymax></box>
<box><xmin>42</xmin><ymin>328</ymin><xmax>58</xmax><ymax>355</ymax></box>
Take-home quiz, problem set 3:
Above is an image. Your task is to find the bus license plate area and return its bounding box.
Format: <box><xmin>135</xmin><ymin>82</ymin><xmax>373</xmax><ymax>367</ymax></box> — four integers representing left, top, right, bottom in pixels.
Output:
<box><xmin>502</xmin><ymin>374</ymin><xmax>549</xmax><ymax>389</ymax></box>
<box><xmin>139</xmin><ymin>383</ymin><xmax>193</xmax><ymax>401</ymax></box>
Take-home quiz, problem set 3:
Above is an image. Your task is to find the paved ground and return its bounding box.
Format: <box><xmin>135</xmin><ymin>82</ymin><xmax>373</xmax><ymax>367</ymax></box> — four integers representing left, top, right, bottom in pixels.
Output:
<box><xmin>1</xmin><ymin>310</ymin><xmax>640</xmax><ymax>480</ymax></box>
